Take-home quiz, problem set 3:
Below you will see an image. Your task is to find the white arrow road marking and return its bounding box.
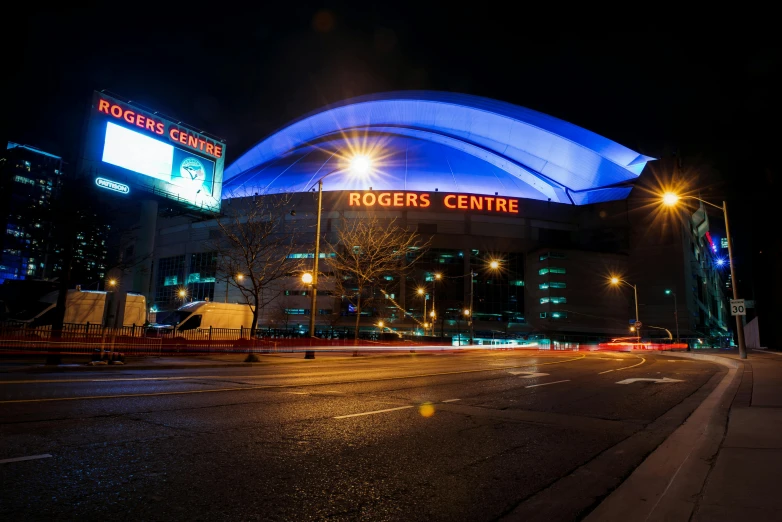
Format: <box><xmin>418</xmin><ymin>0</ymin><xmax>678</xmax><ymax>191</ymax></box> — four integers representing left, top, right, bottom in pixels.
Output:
<box><xmin>616</xmin><ymin>377</ymin><xmax>684</xmax><ymax>385</ymax></box>
<box><xmin>507</xmin><ymin>371</ymin><xmax>550</xmax><ymax>378</ymax></box>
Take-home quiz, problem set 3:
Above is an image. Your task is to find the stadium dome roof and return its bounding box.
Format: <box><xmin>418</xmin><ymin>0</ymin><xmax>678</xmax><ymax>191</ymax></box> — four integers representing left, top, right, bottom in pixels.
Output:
<box><xmin>223</xmin><ymin>91</ymin><xmax>654</xmax><ymax>205</ymax></box>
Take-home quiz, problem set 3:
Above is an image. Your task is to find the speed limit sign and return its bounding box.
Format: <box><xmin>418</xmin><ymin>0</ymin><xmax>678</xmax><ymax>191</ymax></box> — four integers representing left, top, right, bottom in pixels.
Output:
<box><xmin>730</xmin><ymin>299</ymin><xmax>746</xmax><ymax>316</ymax></box>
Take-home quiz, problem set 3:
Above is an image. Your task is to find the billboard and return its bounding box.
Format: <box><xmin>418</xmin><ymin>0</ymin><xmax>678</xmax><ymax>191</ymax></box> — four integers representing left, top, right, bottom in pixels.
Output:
<box><xmin>81</xmin><ymin>91</ymin><xmax>225</xmax><ymax>213</ymax></box>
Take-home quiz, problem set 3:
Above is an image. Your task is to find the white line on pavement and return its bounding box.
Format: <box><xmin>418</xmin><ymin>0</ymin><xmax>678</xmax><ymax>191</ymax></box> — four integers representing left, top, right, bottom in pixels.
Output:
<box><xmin>753</xmin><ymin>349</ymin><xmax>782</xmax><ymax>355</ymax></box>
<box><xmin>0</xmin><ymin>454</ymin><xmax>52</xmax><ymax>465</ymax></box>
<box><xmin>442</xmin><ymin>399</ymin><xmax>461</xmax><ymax>403</ymax></box>
<box><xmin>525</xmin><ymin>380</ymin><xmax>570</xmax><ymax>388</ymax></box>
<box><xmin>334</xmin><ymin>405</ymin><xmax>414</xmax><ymax>419</ymax></box>
<box><xmin>598</xmin><ymin>357</ymin><xmax>646</xmax><ymax>374</ymax></box>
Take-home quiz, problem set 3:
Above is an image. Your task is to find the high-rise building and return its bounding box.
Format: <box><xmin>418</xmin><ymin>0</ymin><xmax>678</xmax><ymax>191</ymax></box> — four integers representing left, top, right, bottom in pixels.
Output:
<box><xmin>0</xmin><ymin>142</ymin><xmax>110</xmax><ymax>287</ymax></box>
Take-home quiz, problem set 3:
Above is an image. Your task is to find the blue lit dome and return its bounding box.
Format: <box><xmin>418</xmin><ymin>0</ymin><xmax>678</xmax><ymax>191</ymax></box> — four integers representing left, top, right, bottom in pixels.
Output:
<box><xmin>223</xmin><ymin>91</ymin><xmax>653</xmax><ymax>205</ymax></box>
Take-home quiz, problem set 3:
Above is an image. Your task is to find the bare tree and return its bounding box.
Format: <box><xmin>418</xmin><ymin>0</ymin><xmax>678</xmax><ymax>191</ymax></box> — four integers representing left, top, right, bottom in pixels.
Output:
<box><xmin>207</xmin><ymin>195</ymin><xmax>304</xmax><ymax>331</ymax></box>
<box><xmin>327</xmin><ymin>216</ymin><xmax>430</xmax><ymax>340</ymax></box>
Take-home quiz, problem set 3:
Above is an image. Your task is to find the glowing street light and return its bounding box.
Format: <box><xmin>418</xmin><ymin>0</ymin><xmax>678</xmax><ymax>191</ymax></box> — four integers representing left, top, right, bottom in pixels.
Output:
<box><xmin>108</xmin><ymin>279</ymin><xmax>117</xmax><ymax>288</ymax></box>
<box><xmin>225</xmin><ymin>273</ymin><xmax>245</xmax><ymax>303</ymax></box>
<box><xmin>661</xmin><ymin>192</ymin><xmax>746</xmax><ymax>359</ymax></box>
<box><xmin>417</xmin><ymin>287</ymin><xmax>429</xmax><ymax>335</ymax></box>
<box><xmin>304</xmin><ymin>153</ymin><xmax>373</xmax><ymax>358</ymax></box>
<box><xmin>665</xmin><ymin>289</ymin><xmax>681</xmax><ymax>344</ymax></box>
<box><xmin>301</xmin><ymin>272</ymin><xmax>313</xmax><ymax>284</ymax></box>
<box><xmin>610</xmin><ymin>276</ymin><xmax>639</xmax><ymax>333</ymax></box>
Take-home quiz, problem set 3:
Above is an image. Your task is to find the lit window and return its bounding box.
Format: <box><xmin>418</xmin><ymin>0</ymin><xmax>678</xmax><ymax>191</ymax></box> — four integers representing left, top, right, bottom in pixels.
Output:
<box><xmin>540</xmin><ymin>297</ymin><xmax>550</xmax><ymax>304</ymax></box>
<box><xmin>551</xmin><ymin>311</ymin><xmax>567</xmax><ymax>319</ymax></box>
<box><xmin>538</xmin><ymin>267</ymin><xmax>566</xmax><ymax>275</ymax></box>
<box><xmin>539</xmin><ymin>283</ymin><xmax>549</xmax><ymax>290</ymax></box>
<box><xmin>551</xmin><ymin>297</ymin><xmax>567</xmax><ymax>304</ymax></box>
<box><xmin>539</xmin><ymin>312</ymin><xmax>547</xmax><ymax>318</ymax></box>
<box><xmin>549</xmin><ymin>282</ymin><xmax>566</xmax><ymax>289</ymax></box>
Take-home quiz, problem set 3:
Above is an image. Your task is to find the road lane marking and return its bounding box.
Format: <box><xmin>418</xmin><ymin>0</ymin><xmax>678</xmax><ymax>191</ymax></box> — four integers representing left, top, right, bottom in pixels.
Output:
<box><xmin>0</xmin><ymin>454</ymin><xmax>52</xmax><ymax>465</ymax></box>
<box><xmin>285</xmin><ymin>392</ymin><xmax>308</xmax><ymax>395</ymax></box>
<box><xmin>525</xmin><ymin>380</ymin><xmax>570</xmax><ymax>388</ymax></box>
<box><xmin>0</xmin><ymin>355</ymin><xmax>591</xmax><ymax>403</ymax></box>
<box><xmin>334</xmin><ymin>405</ymin><xmax>414</xmax><ymax>419</ymax></box>
<box><xmin>507</xmin><ymin>371</ymin><xmax>550</xmax><ymax>378</ymax></box>
<box><xmin>598</xmin><ymin>356</ymin><xmax>646</xmax><ymax>374</ymax></box>
<box><xmin>616</xmin><ymin>377</ymin><xmax>684</xmax><ymax>384</ymax></box>
<box><xmin>442</xmin><ymin>399</ymin><xmax>461</xmax><ymax>403</ymax></box>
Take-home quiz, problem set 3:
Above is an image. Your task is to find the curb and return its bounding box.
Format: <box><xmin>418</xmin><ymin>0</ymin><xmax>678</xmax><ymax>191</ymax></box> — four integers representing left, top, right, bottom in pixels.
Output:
<box><xmin>585</xmin><ymin>352</ymin><xmax>742</xmax><ymax>521</ymax></box>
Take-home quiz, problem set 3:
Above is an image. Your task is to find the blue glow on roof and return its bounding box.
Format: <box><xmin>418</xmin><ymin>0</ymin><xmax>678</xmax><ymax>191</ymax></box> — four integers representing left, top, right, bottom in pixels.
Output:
<box><xmin>6</xmin><ymin>141</ymin><xmax>62</xmax><ymax>160</ymax></box>
<box><xmin>224</xmin><ymin>92</ymin><xmax>654</xmax><ymax>205</ymax></box>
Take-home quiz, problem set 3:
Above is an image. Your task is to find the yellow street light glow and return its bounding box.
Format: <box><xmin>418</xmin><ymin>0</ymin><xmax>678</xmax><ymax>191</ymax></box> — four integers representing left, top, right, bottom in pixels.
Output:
<box><xmin>178</xmin><ymin>289</ymin><xmax>186</xmax><ymax>298</ymax></box>
<box><xmin>430</xmin><ymin>311</ymin><xmax>435</xmax><ymax>317</ymax></box>
<box><xmin>378</xmin><ymin>321</ymin><xmax>384</xmax><ymax>328</ymax></box>
<box><xmin>350</xmin><ymin>154</ymin><xmax>372</xmax><ymax>176</ymax></box>
<box><xmin>301</xmin><ymin>272</ymin><xmax>313</xmax><ymax>284</ymax></box>
<box><xmin>662</xmin><ymin>192</ymin><xmax>680</xmax><ymax>207</ymax></box>
<box><xmin>423</xmin><ymin>322</ymin><xmax>429</xmax><ymax>328</ymax></box>
<box><xmin>417</xmin><ymin>288</ymin><xmax>425</xmax><ymax>295</ymax></box>
<box><xmin>610</xmin><ymin>277</ymin><xmax>620</xmax><ymax>285</ymax></box>
<box><xmin>108</xmin><ymin>279</ymin><xmax>117</xmax><ymax>286</ymax></box>
<box><xmin>236</xmin><ymin>274</ymin><xmax>244</xmax><ymax>281</ymax></box>
<box><xmin>630</xmin><ymin>326</ymin><xmax>636</xmax><ymax>332</ymax></box>
<box><xmin>464</xmin><ymin>309</ymin><xmax>470</xmax><ymax>316</ymax></box>
<box><xmin>489</xmin><ymin>260</ymin><xmax>500</xmax><ymax>269</ymax></box>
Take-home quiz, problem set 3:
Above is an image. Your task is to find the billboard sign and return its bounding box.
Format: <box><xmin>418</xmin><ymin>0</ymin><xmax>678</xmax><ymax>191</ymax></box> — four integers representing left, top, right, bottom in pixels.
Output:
<box><xmin>82</xmin><ymin>91</ymin><xmax>225</xmax><ymax>213</ymax></box>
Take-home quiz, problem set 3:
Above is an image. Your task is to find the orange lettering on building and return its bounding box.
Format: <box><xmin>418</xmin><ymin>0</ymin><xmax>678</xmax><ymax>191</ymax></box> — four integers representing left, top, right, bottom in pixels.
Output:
<box><xmin>349</xmin><ymin>193</ymin><xmax>361</xmax><ymax>206</ymax></box>
<box><xmin>470</xmin><ymin>196</ymin><xmax>483</xmax><ymax>210</ymax></box>
<box><xmin>406</xmin><ymin>193</ymin><xmax>418</xmax><ymax>206</ymax></box>
<box><xmin>444</xmin><ymin>195</ymin><xmax>457</xmax><ymax>208</ymax></box>
<box><xmin>508</xmin><ymin>199</ymin><xmax>519</xmax><ymax>213</ymax></box>
<box><xmin>98</xmin><ymin>99</ymin><xmax>110</xmax><ymax>114</ymax></box>
<box><xmin>419</xmin><ymin>194</ymin><xmax>431</xmax><ymax>207</ymax></box>
<box><xmin>188</xmin><ymin>135</ymin><xmax>199</xmax><ymax>148</ymax></box>
<box><xmin>363</xmin><ymin>193</ymin><xmax>377</xmax><ymax>206</ymax></box>
<box><xmin>457</xmin><ymin>195</ymin><xmax>468</xmax><ymax>209</ymax></box>
<box><xmin>496</xmin><ymin>198</ymin><xmax>507</xmax><ymax>212</ymax></box>
<box><xmin>169</xmin><ymin>128</ymin><xmax>179</xmax><ymax>142</ymax></box>
<box><xmin>393</xmin><ymin>193</ymin><xmax>404</xmax><ymax>206</ymax></box>
<box><xmin>378</xmin><ymin>193</ymin><xmax>392</xmax><ymax>205</ymax></box>
<box><xmin>484</xmin><ymin>197</ymin><xmax>494</xmax><ymax>211</ymax></box>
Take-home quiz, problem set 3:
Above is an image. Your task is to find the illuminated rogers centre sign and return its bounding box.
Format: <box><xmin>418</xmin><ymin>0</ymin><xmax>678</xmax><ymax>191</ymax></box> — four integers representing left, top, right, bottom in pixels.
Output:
<box><xmin>347</xmin><ymin>191</ymin><xmax>519</xmax><ymax>214</ymax></box>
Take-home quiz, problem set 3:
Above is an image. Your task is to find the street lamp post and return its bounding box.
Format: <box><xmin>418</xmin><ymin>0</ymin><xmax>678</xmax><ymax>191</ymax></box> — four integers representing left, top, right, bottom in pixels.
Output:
<box><xmin>611</xmin><ymin>277</ymin><xmax>639</xmax><ymax>336</ymax></box>
<box><xmin>468</xmin><ymin>270</ymin><xmax>475</xmax><ymax>345</ymax></box>
<box><xmin>665</xmin><ymin>289</ymin><xmax>681</xmax><ymax>345</ymax></box>
<box><xmin>432</xmin><ymin>273</ymin><xmax>441</xmax><ymax>337</ymax></box>
<box><xmin>302</xmin><ymin>154</ymin><xmax>373</xmax><ymax>359</ymax></box>
<box><xmin>663</xmin><ymin>193</ymin><xmax>746</xmax><ymax>359</ymax></box>
<box><xmin>417</xmin><ymin>288</ymin><xmax>428</xmax><ymax>336</ymax></box>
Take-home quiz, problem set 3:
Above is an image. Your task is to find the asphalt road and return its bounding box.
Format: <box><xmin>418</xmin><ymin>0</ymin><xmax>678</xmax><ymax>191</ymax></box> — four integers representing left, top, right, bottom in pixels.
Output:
<box><xmin>0</xmin><ymin>351</ymin><xmax>722</xmax><ymax>521</ymax></box>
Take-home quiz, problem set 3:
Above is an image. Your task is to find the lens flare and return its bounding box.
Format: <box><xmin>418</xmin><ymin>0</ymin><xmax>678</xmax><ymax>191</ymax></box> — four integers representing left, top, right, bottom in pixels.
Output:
<box><xmin>418</xmin><ymin>402</ymin><xmax>435</xmax><ymax>417</ymax></box>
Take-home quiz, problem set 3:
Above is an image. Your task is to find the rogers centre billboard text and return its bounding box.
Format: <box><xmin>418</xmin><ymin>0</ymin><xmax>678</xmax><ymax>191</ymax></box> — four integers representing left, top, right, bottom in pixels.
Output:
<box><xmin>348</xmin><ymin>192</ymin><xmax>519</xmax><ymax>214</ymax></box>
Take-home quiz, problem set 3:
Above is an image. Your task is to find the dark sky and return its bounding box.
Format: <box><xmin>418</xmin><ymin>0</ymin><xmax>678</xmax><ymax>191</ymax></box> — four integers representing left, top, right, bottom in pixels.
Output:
<box><xmin>3</xmin><ymin>7</ymin><xmax>781</xmax><ymax>333</ymax></box>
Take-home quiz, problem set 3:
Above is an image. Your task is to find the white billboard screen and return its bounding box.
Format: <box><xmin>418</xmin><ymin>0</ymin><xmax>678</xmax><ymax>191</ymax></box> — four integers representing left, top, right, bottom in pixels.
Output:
<box><xmin>102</xmin><ymin>122</ymin><xmax>174</xmax><ymax>182</ymax></box>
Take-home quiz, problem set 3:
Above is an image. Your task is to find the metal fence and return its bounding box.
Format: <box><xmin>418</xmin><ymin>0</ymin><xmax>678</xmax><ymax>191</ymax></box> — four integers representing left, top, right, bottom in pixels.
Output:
<box><xmin>0</xmin><ymin>322</ymin><xmax>454</xmax><ymax>356</ymax></box>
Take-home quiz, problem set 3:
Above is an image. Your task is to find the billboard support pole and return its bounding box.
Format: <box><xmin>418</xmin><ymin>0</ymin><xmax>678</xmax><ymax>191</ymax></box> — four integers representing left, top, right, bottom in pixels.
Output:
<box><xmin>133</xmin><ymin>199</ymin><xmax>158</xmax><ymax>304</ymax></box>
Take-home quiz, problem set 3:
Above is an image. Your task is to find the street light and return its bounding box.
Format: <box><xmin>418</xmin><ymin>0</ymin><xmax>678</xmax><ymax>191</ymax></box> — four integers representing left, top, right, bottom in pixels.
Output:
<box><xmin>665</xmin><ymin>289</ymin><xmax>681</xmax><ymax>345</ymax></box>
<box><xmin>178</xmin><ymin>288</ymin><xmax>187</xmax><ymax>304</ymax></box>
<box><xmin>662</xmin><ymin>192</ymin><xmax>746</xmax><ymax>359</ymax></box>
<box><xmin>225</xmin><ymin>273</ymin><xmax>244</xmax><ymax>303</ymax></box>
<box><xmin>303</xmin><ymin>153</ymin><xmax>373</xmax><ymax>359</ymax></box>
<box><xmin>417</xmin><ymin>287</ymin><xmax>428</xmax><ymax>335</ymax></box>
<box><xmin>107</xmin><ymin>279</ymin><xmax>117</xmax><ymax>290</ymax></box>
<box><xmin>610</xmin><ymin>276</ymin><xmax>639</xmax><ymax>336</ymax></box>
<box><xmin>432</xmin><ymin>273</ymin><xmax>441</xmax><ymax>337</ymax></box>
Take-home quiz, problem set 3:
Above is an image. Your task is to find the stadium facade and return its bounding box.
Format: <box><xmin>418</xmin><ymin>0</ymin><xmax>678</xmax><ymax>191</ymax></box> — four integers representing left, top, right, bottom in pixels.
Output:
<box><xmin>140</xmin><ymin>92</ymin><xmax>732</xmax><ymax>344</ymax></box>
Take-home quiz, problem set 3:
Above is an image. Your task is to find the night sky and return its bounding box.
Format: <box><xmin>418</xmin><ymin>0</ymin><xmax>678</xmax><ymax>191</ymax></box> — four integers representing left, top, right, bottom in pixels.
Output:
<box><xmin>3</xmin><ymin>8</ymin><xmax>780</xmax><ymax>327</ymax></box>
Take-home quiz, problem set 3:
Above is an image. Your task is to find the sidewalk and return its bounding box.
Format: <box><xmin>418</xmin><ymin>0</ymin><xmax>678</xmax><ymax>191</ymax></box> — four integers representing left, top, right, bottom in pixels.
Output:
<box><xmin>0</xmin><ymin>347</ymin><xmax>450</xmax><ymax>373</ymax></box>
<box><xmin>588</xmin><ymin>348</ymin><xmax>782</xmax><ymax>521</ymax></box>
<box><xmin>691</xmin><ymin>349</ymin><xmax>782</xmax><ymax>521</ymax></box>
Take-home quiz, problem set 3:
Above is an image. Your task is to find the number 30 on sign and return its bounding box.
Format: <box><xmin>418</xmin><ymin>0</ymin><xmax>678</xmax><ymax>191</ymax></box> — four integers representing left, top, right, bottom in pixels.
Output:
<box><xmin>730</xmin><ymin>299</ymin><xmax>746</xmax><ymax>316</ymax></box>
